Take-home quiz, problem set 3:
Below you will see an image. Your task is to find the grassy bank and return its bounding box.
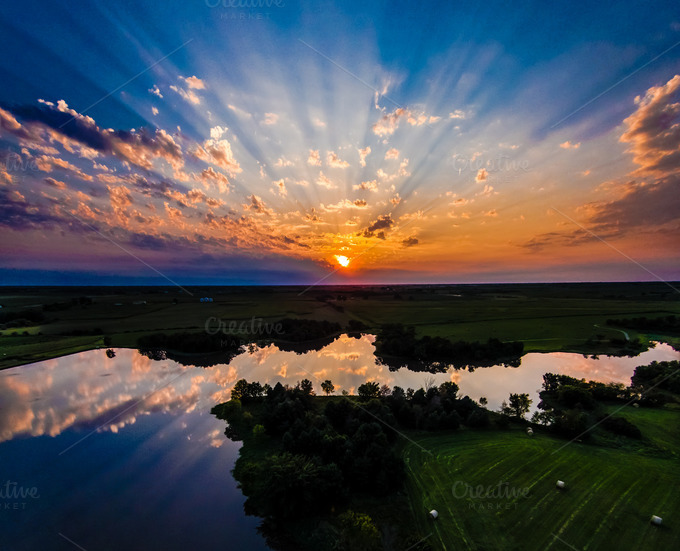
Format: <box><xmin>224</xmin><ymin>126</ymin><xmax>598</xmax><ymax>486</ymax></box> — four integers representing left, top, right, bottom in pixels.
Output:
<box><xmin>403</xmin><ymin>412</ymin><xmax>680</xmax><ymax>550</ymax></box>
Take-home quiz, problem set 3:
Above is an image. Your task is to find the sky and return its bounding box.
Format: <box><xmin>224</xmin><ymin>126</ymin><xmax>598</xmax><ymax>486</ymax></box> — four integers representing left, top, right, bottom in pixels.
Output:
<box><xmin>0</xmin><ymin>0</ymin><xmax>679</xmax><ymax>285</ymax></box>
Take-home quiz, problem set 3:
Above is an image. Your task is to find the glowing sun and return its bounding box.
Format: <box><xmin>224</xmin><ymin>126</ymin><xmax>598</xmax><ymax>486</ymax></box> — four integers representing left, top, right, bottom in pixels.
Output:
<box><xmin>334</xmin><ymin>255</ymin><xmax>351</xmax><ymax>268</ymax></box>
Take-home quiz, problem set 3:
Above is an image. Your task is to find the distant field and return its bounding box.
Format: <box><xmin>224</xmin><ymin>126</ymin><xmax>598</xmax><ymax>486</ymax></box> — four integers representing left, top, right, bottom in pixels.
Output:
<box><xmin>1</xmin><ymin>282</ymin><xmax>678</xmax><ymax>369</ymax></box>
<box><xmin>403</xmin><ymin>412</ymin><xmax>680</xmax><ymax>551</ymax></box>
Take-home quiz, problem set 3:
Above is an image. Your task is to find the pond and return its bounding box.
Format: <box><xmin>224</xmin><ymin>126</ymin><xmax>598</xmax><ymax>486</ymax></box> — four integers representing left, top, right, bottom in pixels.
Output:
<box><xmin>1</xmin><ymin>336</ymin><xmax>678</xmax><ymax>549</ymax></box>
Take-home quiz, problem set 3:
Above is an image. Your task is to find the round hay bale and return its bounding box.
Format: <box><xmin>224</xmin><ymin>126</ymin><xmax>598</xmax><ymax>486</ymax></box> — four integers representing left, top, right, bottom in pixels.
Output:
<box><xmin>650</xmin><ymin>515</ymin><xmax>662</xmax><ymax>526</ymax></box>
<box><xmin>632</xmin><ymin>403</ymin><xmax>640</xmax><ymax>408</ymax></box>
<box><xmin>556</xmin><ymin>480</ymin><xmax>566</xmax><ymax>489</ymax></box>
<box><xmin>526</xmin><ymin>427</ymin><xmax>534</xmax><ymax>436</ymax></box>
<box><xmin>429</xmin><ymin>509</ymin><xmax>439</xmax><ymax>520</ymax></box>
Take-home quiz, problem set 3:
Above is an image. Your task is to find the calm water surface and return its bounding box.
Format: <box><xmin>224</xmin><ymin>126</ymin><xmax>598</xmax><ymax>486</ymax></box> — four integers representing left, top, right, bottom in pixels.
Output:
<box><xmin>0</xmin><ymin>336</ymin><xmax>677</xmax><ymax>549</ymax></box>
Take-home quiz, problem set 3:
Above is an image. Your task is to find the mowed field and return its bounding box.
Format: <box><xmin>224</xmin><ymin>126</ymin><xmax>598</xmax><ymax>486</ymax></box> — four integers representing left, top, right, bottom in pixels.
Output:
<box><xmin>1</xmin><ymin>282</ymin><xmax>678</xmax><ymax>369</ymax></box>
<box><xmin>402</xmin><ymin>409</ymin><xmax>680</xmax><ymax>551</ymax></box>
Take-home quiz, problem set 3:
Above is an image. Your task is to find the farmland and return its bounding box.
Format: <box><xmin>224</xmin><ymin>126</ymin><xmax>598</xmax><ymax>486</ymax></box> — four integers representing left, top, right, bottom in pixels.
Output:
<box><xmin>1</xmin><ymin>281</ymin><xmax>678</xmax><ymax>370</ymax></box>
<box><xmin>403</xmin><ymin>411</ymin><xmax>680</xmax><ymax>551</ymax></box>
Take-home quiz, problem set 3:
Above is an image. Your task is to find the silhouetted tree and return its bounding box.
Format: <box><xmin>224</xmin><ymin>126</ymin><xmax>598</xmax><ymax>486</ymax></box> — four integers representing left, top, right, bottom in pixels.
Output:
<box><xmin>502</xmin><ymin>393</ymin><xmax>532</xmax><ymax>419</ymax></box>
<box><xmin>321</xmin><ymin>380</ymin><xmax>335</xmax><ymax>396</ymax></box>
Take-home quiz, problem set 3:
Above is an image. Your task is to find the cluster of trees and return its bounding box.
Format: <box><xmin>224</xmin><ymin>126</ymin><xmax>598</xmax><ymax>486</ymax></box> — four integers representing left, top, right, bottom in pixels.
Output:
<box><xmin>607</xmin><ymin>315</ymin><xmax>680</xmax><ymax>334</ymax></box>
<box><xmin>373</xmin><ymin>323</ymin><xmax>524</xmax><ymax>369</ymax></box>
<box><xmin>213</xmin><ymin>377</ymin><xmax>490</xmax><ymax>549</ymax></box>
<box><xmin>276</xmin><ymin>318</ymin><xmax>342</xmax><ymax>342</ymax></box>
<box><xmin>137</xmin><ymin>331</ymin><xmax>242</xmax><ymax>355</ymax></box>
<box><xmin>631</xmin><ymin>360</ymin><xmax>680</xmax><ymax>397</ymax></box>
<box><xmin>533</xmin><ymin>373</ymin><xmax>641</xmax><ymax>439</ymax></box>
<box><xmin>0</xmin><ymin>308</ymin><xmax>45</xmax><ymax>328</ymax></box>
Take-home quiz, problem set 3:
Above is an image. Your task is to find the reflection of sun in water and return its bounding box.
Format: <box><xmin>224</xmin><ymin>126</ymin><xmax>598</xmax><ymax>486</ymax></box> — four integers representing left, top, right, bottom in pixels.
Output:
<box><xmin>335</xmin><ymin>255</ymin><xmax>350</xmax><ymax>268</ymax></box>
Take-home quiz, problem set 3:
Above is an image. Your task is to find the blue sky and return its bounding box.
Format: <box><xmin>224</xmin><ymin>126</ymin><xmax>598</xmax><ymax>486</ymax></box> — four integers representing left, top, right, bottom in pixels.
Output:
<box><xmin>0</xmin><ymin>0</ymin><xmax>679</xmax><ymax>284</ymax></box>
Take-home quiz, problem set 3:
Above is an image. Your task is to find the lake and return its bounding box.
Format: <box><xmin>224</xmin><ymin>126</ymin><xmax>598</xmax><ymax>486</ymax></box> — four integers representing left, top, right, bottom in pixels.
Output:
<box><xmin>1</xmin><ymin>335</ymin><xmax>678</xmax><ymax>549</ymax></box>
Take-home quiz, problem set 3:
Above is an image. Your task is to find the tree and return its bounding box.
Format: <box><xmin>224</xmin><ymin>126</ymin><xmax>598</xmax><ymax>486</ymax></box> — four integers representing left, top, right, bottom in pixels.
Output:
<box><xmin>299</xmin><ymin>378</ymin><xmax>315</xmax><ymax>396</ymax></box>
<box><xmin>479</xmin><ymin>396</ymin><xmax>488</xmax><ymax>406</ymax></box>
<box><xmin>358</xmin><ymin>381</ymin><xmax>381</xmax><ymax>400</ymax></box>
<box><xmin>338</xmin><ymin>510</ymin><xmax>381</xmax><ymax>551</ymax></box>
<box><xmin>321</xmin><ymin>379</ymin><xmax>335</xmax><ymax>396</ymax></box>
<box><xmin>502</xmin><ymin>393</ymin><xmax>532</xmax><ymax>419</ymax></box>
<box><xmin>231</xmin><ymin>379</ymin><xmax>251</xmax><ymax>401</ymax></box>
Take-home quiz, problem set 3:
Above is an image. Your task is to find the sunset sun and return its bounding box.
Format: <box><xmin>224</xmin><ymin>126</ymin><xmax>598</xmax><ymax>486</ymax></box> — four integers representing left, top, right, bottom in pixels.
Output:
<box><xmin>335</xmin><ymin>255</ymin><xmax>351</xmax><ymax>268</ymax></box>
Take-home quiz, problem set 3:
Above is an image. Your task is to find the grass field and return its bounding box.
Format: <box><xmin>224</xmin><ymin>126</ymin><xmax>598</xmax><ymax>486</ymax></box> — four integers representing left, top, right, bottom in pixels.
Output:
<box><xmin>1</xmin><ymin>282</ymin><xmax>678</xmax><ymax>369</ymax></box>
<box><xmin>402</xmin><ymin>414</ymin><xmax>680</xmax><ymax>551</ymax></box>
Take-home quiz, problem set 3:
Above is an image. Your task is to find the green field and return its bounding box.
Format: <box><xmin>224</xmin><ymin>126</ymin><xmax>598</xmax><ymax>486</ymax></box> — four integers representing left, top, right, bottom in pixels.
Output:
<box><xmin>403</xmin><ymin>414</ymin><xmax>680</xmax><ymax>550</ymax></box>
<box><xmin>1</xmin><ymin>282</ymin><xmax>678</xmax><ymax>369</ymax></box>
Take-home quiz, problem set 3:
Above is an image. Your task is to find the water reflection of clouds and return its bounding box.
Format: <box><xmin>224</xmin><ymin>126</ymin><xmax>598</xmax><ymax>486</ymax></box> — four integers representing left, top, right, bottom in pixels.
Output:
<box><xmin>0</xmin><ymin>339</ymin><xmax>677</xmax><ymax>442</ymax></box>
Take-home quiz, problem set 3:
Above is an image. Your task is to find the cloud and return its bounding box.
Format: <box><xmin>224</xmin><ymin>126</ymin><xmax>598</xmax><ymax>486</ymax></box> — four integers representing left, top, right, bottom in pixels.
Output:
<box><xmin>620</xmin><ymin>74</ymin><xmax>680</xmax><ymax>176</ymax></box>
<box><xmin>210</xmin><ymin>126</ymin><xmax>228</xmax><ymax>139</ymax></box>
<box><xmin>35</xmin><ymin>155</ymin><xmax>93</xmax><ymax>181</ymax></box>
<box><xmin>385</xmin><ymin>148</ymin><xmax>400</xmax><ymax>160</ymax></box>
<box><xmin>582</xmin><ymin>176</ymin><xmax>680</xmax><ymax>232</ymax></box>
<box><xmin>313</xmin><ymin>117</ymin><xmax>326</xmax><ymax>127</ymax></box>
<box><xmin>353</xmin><ymin>179</ymin><xmax>378</xmax><ymax>192</ymax></box>
<box><xmin>274</xmin><ymin>157</ymin><xmax>294</xmax><ymax>167</ymax></box>
<box><xmin>358</xmin><ymin>146</ymin><xmax>371</xmax><ymax>167</ymax></box>
<box><xmin>402</xmin><ymin>236</ymin><xmax>419</xmax><ymax>247</ymax></box>
<box><xmin>193</xmin><ymin>128</ymin><xmax>241</xmax><ymax>175</ymax></box>
<box><xmin>359</xmin><ymin>213</ymin><xmax>394</xmax><ymax>238</ymax></box>
<box><xmin>560</xmin><ymin>141</ymin><xmax>581</xmax><ymax>149</ymax></box>
<box><xmin>477</xmin><ymin>184</ymin><xmax>495</xmax><ymax>197</ymax></box>
<box><xmin>475</xmin><ymin>168</ymin><xmax>488</xmax><ymax>183</ymax></box>
<box><xmin>327</xmin><ymin>151</ymin><xmax>350</xmax><ymax>168</ymax></box>
<box><xmin>272</xmin><ymin>179</ymin><xmax>287</xmax><ymax>197</ymax></box>
<box><xmin>307</xmin><ymin>149</ymin><xmax>322</xmax><ymax>166</ymax></box>
<box><xmin>151</xmin><ymin>107</ymin><xmax>159</xmax><ymax>116</ymax></box>
<box><xmin>390</xmin><ymin>194</ymin><xmax>401</xmax><ymax>206</ymax></box>
<box><xmin>164</xmin><ymin>202</ymin><xmax>184</xmax><ymax>224</ymax></box>
<box><xmin>322</xmin><ymin>199</ymin><xmax>368</xmax><ymax>212</ymax></box>
<box><xmin>148</xmin><ymin>85</ymin><xmax>163</xmax><ymax>98</ymax></box>
<box><xmin>372</xmin><ymin>107</ymin><xmax>408</xmax><ymax>136</ymax></box>
<box><xmin>180</xmin><ymin>75</ymin><xmax>206</xmax><ymax>90</ymax></box>
<box><xmin>243</xmin><ymin>194</ymin><xmax>273</xmax><ymax>215</ymax></box>
<box><xmin>449</xmin><ymin>110</ymin><xmax>466</xmax><ymax>119</ymax></box>
<box><xmin>484</xmin><ymin>209</ymin><xmax>498</xmax><ymax>217</ymax></box>
<box><xmin>227</xmin><ymin>104</ymin><xmax>253</xmax><ymax>119</ymax></box>
<box><xmin>3</xmin><ymin>101</ymin><xmax>184</xmax><ymax>171</ymax></box>
<box><xmin>195</xmin><ymin>167</ymin><xmax>231</xmax><ymax>194</ymax></box>
<box><xmin>170</xmin><ymin>85</ymin><xmax>201</xmax><ymax>105</ymax></box>
<box><xmin>262</xmin><ymin>112</ymin><xmax>279</xmax><ymax>125</ymax></box>
<box><xmin>522</xmin><ymin>176</ymin><xmax>680</xmax><ymax>252</ymax></box>
<box><xmin>315</xmin><ymin>171</ymin><xmax>335</xmax><ymax>189</ymax></box>
<box><xmin>43</xmin><ymin>177</ymin><xmax>67</xmax><ymax>189</ymax></box>
<box><xmin>0</xmin><ymin>165</ymin><xmax>12</xmax><ymax>186</ymax></box>
<box><xmin>108</xmin><ymin>185</ymin><xmax>133</xmax><ymax>219</ymax></box>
